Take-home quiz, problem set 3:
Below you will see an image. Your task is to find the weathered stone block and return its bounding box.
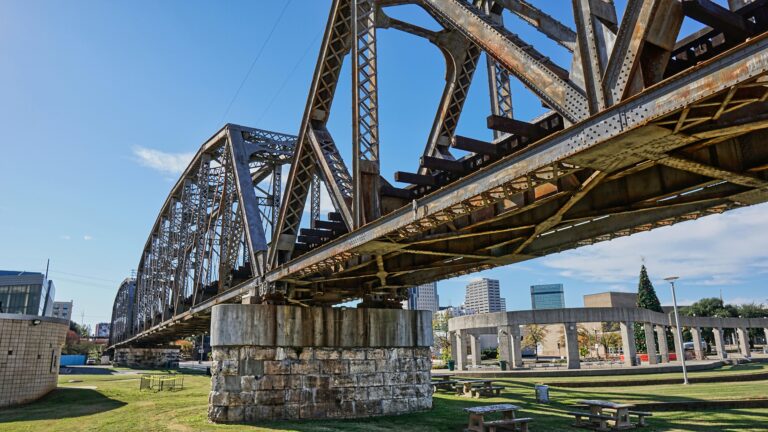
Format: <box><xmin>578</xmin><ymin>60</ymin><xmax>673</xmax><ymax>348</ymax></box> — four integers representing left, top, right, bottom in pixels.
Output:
<box><xmin>224</xmin><ymin>376</ymin><xmax>241</xmax><ymax>392</ymax></box>
<box><xmin>366</xmin><ymin>348</ymin><xmax>387</xmax><ymax>360</ymax></box>
<box><xmin>227</xmin><ymin>405</ymin><xmax>244</xmax><ymax>422</ymax></box>
<box><xmin>314</xmin><ymin>348</ymin><xmax>342</xmax><ymax>360</ymax></box>
<box><xmin>297</xmin><ymin>347</ymin><xmax>314</xmax><ymax>361</ymax></box>
<box><xmin>264</xmin><ymin>360</ymin><xmax>291</xmax><ymax>375</ymax></box>
<box><xmin>241</xmin><ymin>376</ymin><xmax>256</xmax><ymax>392</ymax></box>
<box><xmin>341</xmin><ymin>349</ymin><xmax>366</xmax><ymax>360</ymax></box>
<box><xmin>290</xmin><ymin>360</ymin><xmax>319</xmax><ymax>375</ymax></box>
<box><xmin>220</xmin><ymin>359</ymin><xmax>238</xmax><ymax>376</ymax></box>
<box><xmin>209</xmin><ymin>391</ymin><xmax>228</xmax><ymax>406</ymax></box>
<box><xmin>208</xmin><ymin>405</ymin><xmax>228</xmax><ymax>422</ymax></box>
<box><xmin>356</xmin><ymin>373</ymin><xmax>384</xmax><ymax>387</ymax></box>
<box><xmin>252</xmin><ymin>348</ymin><xmax>276</xmax><ymax>360</ymax></box>
<box><xmin>349</xmin><ymin>360</ymin><xmax>376</xmax><ymax>374</ymax></box>
<box><xmin>320</xmin><ymin>359</ymin><xmax>349</xmax><ymax>375</ymax></box>
<box><xmin>255</xmin><ymin>389</ymin><xmax>286</xmax><ymax>405</ymax></box>
<box><xmin>275</xmin><ymin>347</ymin><xmax>297</xmax><ymax>360</ymax></box>
<box><xmin>239</xmin><ymin>358</ymin><xmax>264</xmax><ymax>376</ymax></box>
<box><xmin>367</xmin><ymin>385</ymin><xmax>392</xmax><ymax>400</ymax></box>
<box><xmin>330</xmin><ymin>374</ymin><xmax>356</xmax><ymax>387</ymax></box>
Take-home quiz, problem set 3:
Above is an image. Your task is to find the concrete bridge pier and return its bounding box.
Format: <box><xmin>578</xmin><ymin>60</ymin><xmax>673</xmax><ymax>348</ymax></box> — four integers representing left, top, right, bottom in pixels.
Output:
<box><xmin>643</xmin><ymin>323</ymin><xmax>658</xmax><ymax>365</ymax></box>
<box><xmin>655</xmin><ymin>326</ymin><xmax>669</xmax><ymax>363</ymax></box>
<box><xmin>564</xmin><ymin>323</ymin><xmax>580</xmax><ymax>370</ymax></box>
<box><xmin>690</xmin><ymin>327</ymin><xmax>705</xmax><ymax>360</ymax></box>
<box><xmin>207</xmin><ymin>304</ymin><xmax>432</xmax><ymax>423</ymax></box>
<box><xmin>619</xmin><ymin>322</ymin><xmax>637</xmax><ymax>366</ymax></box>
<box><xmin>713</xmin><ymin>327</ymin><xmax>728</xmax><ymax>360</ymax></box>
<box><xmin>737</xmin><ymin>327</ymin><xmax>751</xmax><ymax>358</ymax></box>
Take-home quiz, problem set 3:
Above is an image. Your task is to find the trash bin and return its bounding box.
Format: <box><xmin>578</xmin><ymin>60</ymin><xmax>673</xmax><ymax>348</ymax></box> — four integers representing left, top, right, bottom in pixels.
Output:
<box><xmin>499</xmin><ymin>360</ymin><xmax>507</xmax><ymax>371</ymax></box>
<box><xmin>535</xmin><ymin>384</ymin><xmax>549</xmax><ymax>403</ymax></box>
<box><xmin>447</xmin><ymin>360</ymin><xmax>455</xmax><ymax>371</ymax></box>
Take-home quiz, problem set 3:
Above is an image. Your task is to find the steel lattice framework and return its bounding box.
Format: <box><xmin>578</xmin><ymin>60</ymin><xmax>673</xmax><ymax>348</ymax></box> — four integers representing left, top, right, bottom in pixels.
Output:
<box><xmin>111</xmin><ymin>0</ymin><xmax>768</xmax><ymax>348</ymax></box>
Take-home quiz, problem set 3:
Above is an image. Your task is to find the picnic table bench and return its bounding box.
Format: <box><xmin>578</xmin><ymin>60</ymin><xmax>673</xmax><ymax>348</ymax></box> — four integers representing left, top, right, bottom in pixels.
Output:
<box><xmin>569</xmin><ymin>400</ymin><xmax>649</xmax><ymax>430</ymax></box>
<box><xmin>432</xmin><ymin>378</ymin><xmax>459</xmax><ymax>392</ymax></box>
<box><xmin>456</xmin><ymin>379</ymin><xmax>505</xmax><ymax>398</ymax></box>
<box><xmin>464</xmin><ymin>403</ymin><xmax>533</xmax><ymax>432</ymax></box>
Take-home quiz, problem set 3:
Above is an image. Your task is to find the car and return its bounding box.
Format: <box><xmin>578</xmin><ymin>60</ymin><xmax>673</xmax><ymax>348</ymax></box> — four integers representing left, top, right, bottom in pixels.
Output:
<box><xmin>683</xmin><ymin>341</ymin><xmax>707</xmax><ymax>351</ymax></box>
<box><xmin>86</xmin><ymin>358</ymin><xmax>96</xmax><ymax>365</ymax></box>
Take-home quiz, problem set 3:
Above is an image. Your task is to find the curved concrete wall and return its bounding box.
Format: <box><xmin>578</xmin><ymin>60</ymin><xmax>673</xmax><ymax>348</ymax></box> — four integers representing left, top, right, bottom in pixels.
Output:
<box><xmin>211</xmin><ymin>304</ymin><xmax>432</xmax><ymax>348</ymax></box>
<box><xmin>448</xmin><ymin>307</ymin><xmax>768</xmax><ymax>332</ymax></box>
<box><xmin>0</xmin><ymin>314</ymin><xmax>68</xmax><ymax>407</ymax></box>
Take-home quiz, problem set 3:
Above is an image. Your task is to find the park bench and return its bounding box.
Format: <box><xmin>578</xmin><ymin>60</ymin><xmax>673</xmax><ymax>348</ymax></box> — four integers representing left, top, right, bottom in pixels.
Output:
<box><xmin>432</xmin><ymin>379</ymin><xmax>458</xmax><ymax>392</ymax></box>
<box><xmin>567</xmin><ymin>411</ymin><xmax>615</xmax><ymax>431</ymax></box>
<box><xmin>628</xmin><ymin>410</ymin><xmax>653</xmax><ymax>427</ymax></box>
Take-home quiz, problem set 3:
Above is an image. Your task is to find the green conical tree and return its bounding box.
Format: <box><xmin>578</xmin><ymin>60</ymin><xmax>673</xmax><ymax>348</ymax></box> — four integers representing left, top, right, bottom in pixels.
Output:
<box><xmin>634</xmin><ymin>265</ymin><xmax>663</xmax><ymax>353</ymax></box>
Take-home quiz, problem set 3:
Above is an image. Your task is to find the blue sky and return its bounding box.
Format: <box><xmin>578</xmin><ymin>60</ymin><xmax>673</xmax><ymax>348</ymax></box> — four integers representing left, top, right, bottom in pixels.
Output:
<box><xmin>1</xmin><ymin>1</ymin><xmax>765</xmax><ymax>331</ymax></box>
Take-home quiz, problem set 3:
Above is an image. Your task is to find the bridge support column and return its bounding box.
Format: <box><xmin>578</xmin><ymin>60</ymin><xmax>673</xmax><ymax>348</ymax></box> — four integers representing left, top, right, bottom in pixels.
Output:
<box><xmin>469</xmin><ymin>334</ymin><xmax>481</xmax><ymax>368</ymax></box>
<box><xmin>208</xmin><ymin>304</ymin><xmax>432</xmax><ymax>423</ymax></box>
<box><xmin>690</xmin><ymin>327</ymin><xmax>705</xmax><ymax>360</ymax></box>
<box><xmin>620</xmin><ymin>321</ymin><xmax>637</xmax><ymax>367</ymax></box>
<box><xmin>655</xmin><ymin>326</ymin><xmax>669</xmax><ymax>363</ymax></box>
<box><xmin>713</xmin><ymin>327</ymin><xmax>728</xmax><ymax>360</ymax></box>
<box><xmin>737</xmin><ymin>327</ymin><xmax>751</xmax><ymax>358</ymax></box>
<box><xmin>564</xmin><ymin>322</ymin><xmax>580</xmax><ymax>370</ymax></box>
<box><xmin>455</xmin><ymin>331</ymin><xmax>467</xmax><ymax>371</ymax></box>
<box><xmin>643</xmin><ymin>323</ymin><xmax>658</xmax><ymax>365</ymax></box>
<box><xmin>113</xmin><ymin>347</ymin><xmax>180</xmax><ymax>369</ymax></box>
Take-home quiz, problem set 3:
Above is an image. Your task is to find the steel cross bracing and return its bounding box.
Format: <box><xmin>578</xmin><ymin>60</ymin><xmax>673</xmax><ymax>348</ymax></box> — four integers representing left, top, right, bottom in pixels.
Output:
<box><xmin>111</xmin><ymin>0</ymin><xmax>768</xmax><ymax>348</ymax></box>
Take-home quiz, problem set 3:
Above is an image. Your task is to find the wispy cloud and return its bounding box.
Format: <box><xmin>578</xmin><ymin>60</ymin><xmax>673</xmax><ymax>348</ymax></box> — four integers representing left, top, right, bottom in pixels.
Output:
<box><xmin>132</xmin><ymin>146</ymin><xmax>194</xmax><ymax>175</ymax></box>
<box><xmin>539</xmin><ymin>204</ymin><xmax>768</xmax><ymax>289</ymax></box>
<box><xmin>60</xmin><ymin>235</ymin><xmax>71</xmax><ymax>241</ymax></box>
<box><xmin>83</xmin><ymin>235</ymin><xmax>93</xmax><ymax>241</ymax></box>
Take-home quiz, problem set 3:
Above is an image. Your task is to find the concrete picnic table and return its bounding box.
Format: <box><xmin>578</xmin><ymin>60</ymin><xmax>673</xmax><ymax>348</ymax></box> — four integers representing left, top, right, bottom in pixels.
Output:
<box><xmin>455</xmin><ymin>379</ymin><xmax>494</xmax><ymax>397</ymax></box>
<box><xmin>577</xmin><ymin>400</ymin><xmax>635</xmax><ymax>430</ymax></box>
<box><xmin>464</xmin><ymin>403</ymin><xmax>524</xmax><ymax>432</ymax></box>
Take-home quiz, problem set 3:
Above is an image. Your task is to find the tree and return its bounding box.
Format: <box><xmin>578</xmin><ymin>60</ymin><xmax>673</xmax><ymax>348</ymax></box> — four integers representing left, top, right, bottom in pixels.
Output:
<box><xmin>433</xmin><ymin>334</ymin><xmax>452</xmax><ymax>364</ymax></box>
<box><xmin>635</xmin><ymin>265</ymin><xmax>664</xmax><ymax>352</ymax></box>
<box><xmin>599</xmin><ymin>333</ymin><xmax>622</xmax><ymax>357</ymax></box>
<box><xmin>523</xmin><ymin>324</ymin><xmax>548</xmax><ymax>361</ymax></box>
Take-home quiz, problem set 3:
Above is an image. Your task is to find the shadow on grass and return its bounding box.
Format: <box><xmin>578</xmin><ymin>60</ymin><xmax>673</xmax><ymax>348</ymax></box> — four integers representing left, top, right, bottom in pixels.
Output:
<box><xmin>0</xmin><ymin>388</ymin><xmax>126</xmax><ymax>422</ymax></box>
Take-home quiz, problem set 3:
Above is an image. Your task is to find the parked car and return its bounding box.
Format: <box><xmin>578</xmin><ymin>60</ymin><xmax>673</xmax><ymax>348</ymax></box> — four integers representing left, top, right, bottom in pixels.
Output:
<box><xmin>683</xmin><ymin>341</ymin><xmax>708</xmax><ymax>351</ymax></box>
<box><xmin>86</xmin><ymin>358</ymin><xmax>96</xmax><ymax>365</ymax></box>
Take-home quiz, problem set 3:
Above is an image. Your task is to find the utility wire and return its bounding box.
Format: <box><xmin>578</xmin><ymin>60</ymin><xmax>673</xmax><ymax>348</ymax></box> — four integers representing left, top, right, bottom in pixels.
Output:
<box><xmin>49</xmin><ymin>270</ymin><xmax>121</xmax><ymax>284</ymax></box>
<box><xmin>255</xmin><ymin>29</ymin><xmax>323</xmax><ymax>125</ymax></box>
<box><xmin>220</xmin><ymin>0</ymin><xmax>294</xmax><ymax>123</ymax></box>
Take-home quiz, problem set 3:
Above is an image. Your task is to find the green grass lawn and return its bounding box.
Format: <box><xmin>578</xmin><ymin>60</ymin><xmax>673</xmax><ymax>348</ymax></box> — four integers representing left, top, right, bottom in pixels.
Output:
<box><xmin>0</xmin><ymin>368</ymin><xmax>766</xmax><ymax>432</ymax></box>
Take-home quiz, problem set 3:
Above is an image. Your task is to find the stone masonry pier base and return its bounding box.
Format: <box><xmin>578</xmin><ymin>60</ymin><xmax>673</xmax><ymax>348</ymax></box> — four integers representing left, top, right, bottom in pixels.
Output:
<box><xmin>208</xmin><ymin>304</ymin><xmax>433</xmax><ymax>423</ymax></box>
<box><xmin>114</xmin><ymin>347</ymin><xmax>180</xmax><ymax>369</ymax></box>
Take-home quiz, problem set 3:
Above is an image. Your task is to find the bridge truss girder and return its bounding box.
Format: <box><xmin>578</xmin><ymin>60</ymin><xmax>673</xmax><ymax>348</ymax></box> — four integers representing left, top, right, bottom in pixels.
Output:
<box><xmin>111</xmin><ymin>0</ymin><xmax>768</xmax><ymax>349</ymax></box>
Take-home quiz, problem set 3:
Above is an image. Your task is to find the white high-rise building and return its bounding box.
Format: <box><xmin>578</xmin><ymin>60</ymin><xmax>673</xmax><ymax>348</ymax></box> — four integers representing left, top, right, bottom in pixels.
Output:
<box><xmin>464</xmin><ymin>278</ymin><xmax>505</xmax><ymax>314</ymax></box>
<box><xmin>51</xmin><ymin>300</ymin><xmax>73</xmax><ymax>321</ymax></box>
<box><xmin>403</xmin><ymin>283</ymin><xmax>439</xmax><ymax>313</ymax></box>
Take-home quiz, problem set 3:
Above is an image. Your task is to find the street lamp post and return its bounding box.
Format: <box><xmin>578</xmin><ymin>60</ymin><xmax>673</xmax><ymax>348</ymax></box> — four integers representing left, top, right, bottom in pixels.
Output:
<box><xmin>665</xmin><ymin>276</ymin><xmax>689</xmax><ymax>385</ymax></box>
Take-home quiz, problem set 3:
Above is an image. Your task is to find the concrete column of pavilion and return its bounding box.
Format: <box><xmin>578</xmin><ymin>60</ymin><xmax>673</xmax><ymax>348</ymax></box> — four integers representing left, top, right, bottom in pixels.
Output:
<box><xmin>449</xmin><ymin>330</ymin><xmax>458</xmax><ymax>364</ymax></box>
<box><xmin>643</xmin><ymin>323</ymin><xmax>658</xmax><ymax>364</ymax></box>
<box><xmin>469</xmin><ymin>333</ymin><xmax>482</xmax><ymax>367</ymax></box>
<box><xmin>655</xmin><ymin>325</ymin><xmax>670</xmax><ymax>363</ymax></box>
<box><xmin>737</xmin><ymin>327</ymin><xmax>751</xmax><ymax>358</ymax></box>
<box><xmin>564</xmin><ymin>322</ymin><xmax>580</xmax><ymax>370</ymax></box>
<box><xmin>619</xmin><ymin>321</ymin><xmax>637</xmax><ymax>367</ymax></box>
<box><xmin>712</xmin><ymin>327</ymin><xmax>728</xmax><ymax>360</ymax></box>
<box><xmin>455</xmin><ymin>331</ymin><xmax>468</xmax><ymax>370</ymax></box>
<box><xmin>689</xmin><ymin>327</ymin><xmax>705</xmax><ymax>360</ymax></box>
<box><xmin>498</xmin><ymin>324</ymin><xmax>523</xmax><ymax>368</ymax></box>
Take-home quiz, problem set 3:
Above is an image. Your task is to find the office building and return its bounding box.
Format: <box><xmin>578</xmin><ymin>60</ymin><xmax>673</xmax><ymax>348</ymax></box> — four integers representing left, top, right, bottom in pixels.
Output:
<box><xmin>464</xmin><ymin>278</ymin><xmax>506</xmax><ymax>314</ymax></box>
<box><xmin>403</xmin><ymin>282</ymin><xmax>439</xmax><ymax>313</ymax></box>
<box><xmin>52</xmin><ymin>300</ymin><xmax>73</xmax><ymax>321</ymax></box>
<box><xmin>531</xmin><ymin>284</ymin><xmax>565</xmax><ymax>310</ymax></box>
<box><xmin>583</xmin><ymin>292</ymin><xmax>637</xmax><ymax>308</ymax></box>
<box><xmin>95</xmin><ymin>322</ymin><xmax>111</xmax><ymax>338</ymax></box>
<box><xmin>0</xmin><ymin>270</ymin><xmax>55</xmax><ymax>316</ymax></box>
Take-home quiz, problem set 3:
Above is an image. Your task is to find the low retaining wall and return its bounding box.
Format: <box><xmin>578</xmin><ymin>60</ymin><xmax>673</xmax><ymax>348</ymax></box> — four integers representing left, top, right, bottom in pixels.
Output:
<box><xmin>0</xmin><ymin>314</ymin><xmax>68</xmax><ymax>407</ymax></box>
<box><xmin>208</xmin><ymin>304</ymin><xmax>433</xmax><ymax>423</ymax></box>
<box><xmin>114</xmin><ymin>347</ymin><xmax>180</xmax><ymax>369</ymax></box>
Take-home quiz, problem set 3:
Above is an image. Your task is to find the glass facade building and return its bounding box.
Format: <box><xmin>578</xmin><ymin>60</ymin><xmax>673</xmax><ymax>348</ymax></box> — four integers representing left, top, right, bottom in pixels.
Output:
<box><xmin>530</xmin><ymin>284</ymin><xmax>565</xmax><ymax>310</ymax></box>
<box><xmin>0</xmin><ymin>271</ymin><xmax>55</xmax><ymax>316</ymax></box>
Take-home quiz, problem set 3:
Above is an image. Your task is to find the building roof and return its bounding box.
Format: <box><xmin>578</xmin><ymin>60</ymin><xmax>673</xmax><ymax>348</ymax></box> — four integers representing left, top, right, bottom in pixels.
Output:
<box><xmin>0</xmin><ymin>270</ymin><xmax>43</xmax><ymax>277</ymax></box>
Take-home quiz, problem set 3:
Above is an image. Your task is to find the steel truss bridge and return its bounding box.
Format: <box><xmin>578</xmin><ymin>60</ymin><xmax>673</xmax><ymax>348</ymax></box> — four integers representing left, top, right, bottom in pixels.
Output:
<box><xmin>110</xmin><ymin>0</ymin><xmax>768</xmax><ymax>349</ymax></box>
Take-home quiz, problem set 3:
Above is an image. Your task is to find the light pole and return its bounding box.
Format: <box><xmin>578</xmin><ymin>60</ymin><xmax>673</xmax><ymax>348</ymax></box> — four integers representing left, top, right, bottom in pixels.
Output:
<box><xmin>665</xmin><ymin>276</ymin><xmax>689</xmax><ymax>385</ymax></box>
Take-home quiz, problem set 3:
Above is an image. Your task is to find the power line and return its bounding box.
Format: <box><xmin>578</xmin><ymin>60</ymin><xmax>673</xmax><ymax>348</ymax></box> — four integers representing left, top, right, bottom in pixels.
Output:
<box><xmin>49</xmin><ymin>270</ymin><xmax>121</xmax><ymax>284</ymax></box>
<box><xmin>255</xmin><ymin>29</ymin><xmax>323</xmax><ymax>125</ymax></box>
<box><xmin>220</xmin><ymin>0</ymin><xmax>294</xmax><ymax>123</ymax></box>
